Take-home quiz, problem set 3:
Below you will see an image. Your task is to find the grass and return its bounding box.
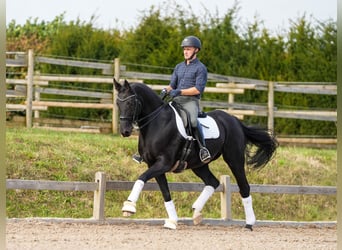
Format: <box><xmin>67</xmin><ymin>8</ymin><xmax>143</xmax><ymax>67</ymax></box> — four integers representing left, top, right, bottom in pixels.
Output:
<box><xmin>6</xmin><ymin>128</ymin><xmax>337</xmax><ymax>221</ymax></box>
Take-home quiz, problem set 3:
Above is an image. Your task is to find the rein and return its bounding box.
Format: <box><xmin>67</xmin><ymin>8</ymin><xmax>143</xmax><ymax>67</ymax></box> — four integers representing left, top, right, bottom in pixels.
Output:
<box><xmin>117</xmin><ymin>93</ymin><xmax>165</xmax><ymax>130</ymax></box>
<box><xmin>137</xmin><ymin>104</ymin><xmax>165</xmax><ymax>130</ymax></box>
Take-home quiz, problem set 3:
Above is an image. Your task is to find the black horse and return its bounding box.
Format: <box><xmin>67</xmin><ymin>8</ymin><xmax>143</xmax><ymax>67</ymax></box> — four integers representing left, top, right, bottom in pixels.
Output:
<box><xmin>114</xmin><ymin>79</ymin><xmax>278</xmax><ymax>230</ymax></box>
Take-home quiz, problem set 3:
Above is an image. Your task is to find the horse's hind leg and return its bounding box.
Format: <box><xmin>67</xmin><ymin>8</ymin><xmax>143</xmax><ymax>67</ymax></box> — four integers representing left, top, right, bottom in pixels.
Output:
<box><xmin>191</xmin><ymin>165</ymin><xmax>220</xmax><ymax>225</ymax></box>
<box><xmin>223</xmin><ymin>151</ymin><xmax>256</xmax><ymax>229</ymax></box>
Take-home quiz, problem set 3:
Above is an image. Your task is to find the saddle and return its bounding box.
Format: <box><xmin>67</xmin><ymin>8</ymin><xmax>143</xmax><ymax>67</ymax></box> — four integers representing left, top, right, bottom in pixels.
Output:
<box><xmin>169</xmin><ymin>102</ymin><xmax>219</xmax><ymax>140</ymax></box>
<box><xmin>169</xmin><ymin>102</ymin><xmax>219</xmax><ymax>173</ymax></box>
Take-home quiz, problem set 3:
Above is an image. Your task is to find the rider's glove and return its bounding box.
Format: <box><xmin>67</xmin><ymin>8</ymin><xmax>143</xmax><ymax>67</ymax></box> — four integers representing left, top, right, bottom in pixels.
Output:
<box><xmin>169</xmin><ymin>89</ymin><xmax>181</xmax><ymax>97</ymax></box>
<box><xmin>160</xmin><ymin>88</ymin><xmax>168</xmax><ymax>99</ymax></box>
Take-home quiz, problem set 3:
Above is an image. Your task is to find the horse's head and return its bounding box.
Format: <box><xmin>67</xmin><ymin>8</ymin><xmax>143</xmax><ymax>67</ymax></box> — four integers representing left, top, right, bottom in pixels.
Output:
<box><xmin>114</xmin><ymin>79</ymin><xmax>141</xmax><ymax>137</ymax></box>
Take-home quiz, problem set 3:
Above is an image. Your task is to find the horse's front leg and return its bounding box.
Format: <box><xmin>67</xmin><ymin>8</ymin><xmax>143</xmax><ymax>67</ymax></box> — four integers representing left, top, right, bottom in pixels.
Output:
<box><xmin>121</xmin><ymin>161</ymin><xmax>175</xmax><ymax>223</ymax></box>
<box><xmin>121</xmin><ymin>179</ymin><xmax>144</xmax><ymax>217</ymax></box>
<box><xmin>155</xmin><ymin>174</ymin><xmax>178</xmax><ymax>230</ymax></box>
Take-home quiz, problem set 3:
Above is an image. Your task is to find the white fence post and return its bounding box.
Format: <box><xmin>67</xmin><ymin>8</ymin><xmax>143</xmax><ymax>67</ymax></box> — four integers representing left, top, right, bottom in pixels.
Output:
<box><xmin>93</xmin><ymin>172</ymin><xmax>106</xmax><ymax>221</ymax></box>
<box><xmin>220</xmin><ymin>175</ymin><xmax>232</xmax><ymax>220</ymax></box>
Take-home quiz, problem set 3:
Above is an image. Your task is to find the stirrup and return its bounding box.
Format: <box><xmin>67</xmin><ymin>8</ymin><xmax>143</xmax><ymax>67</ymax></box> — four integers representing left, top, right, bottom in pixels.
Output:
<box><xmin>132</xmin><ymin>154</ymin><xmax>143</xmax><ymax>164</ymax></box>
<box><xmin>199</xmin><ymin>148</ymin><xmax>211</xmax><ymax>163</ymax></box>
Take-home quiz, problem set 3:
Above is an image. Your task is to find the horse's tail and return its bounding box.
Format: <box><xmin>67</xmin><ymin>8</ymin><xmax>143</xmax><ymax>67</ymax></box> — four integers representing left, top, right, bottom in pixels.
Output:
<box><xmin>240</xmin><ymin>121</ymin><xmax>278</xmax><ymax>169</ymax></box>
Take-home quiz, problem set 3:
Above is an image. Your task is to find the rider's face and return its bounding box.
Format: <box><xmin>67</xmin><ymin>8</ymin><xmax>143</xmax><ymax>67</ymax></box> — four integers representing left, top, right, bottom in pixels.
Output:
<box><xmin>183</xmin><ymin>47</ymin><xmax>197</xmax><ymax>60</ymax></box>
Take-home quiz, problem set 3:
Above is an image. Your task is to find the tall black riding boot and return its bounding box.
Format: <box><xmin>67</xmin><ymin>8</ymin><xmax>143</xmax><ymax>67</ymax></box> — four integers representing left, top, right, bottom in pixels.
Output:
<box><xmin>192</xmin><ymin>126</ymin><xmax>211</xmax><ymax>163</ymax></box>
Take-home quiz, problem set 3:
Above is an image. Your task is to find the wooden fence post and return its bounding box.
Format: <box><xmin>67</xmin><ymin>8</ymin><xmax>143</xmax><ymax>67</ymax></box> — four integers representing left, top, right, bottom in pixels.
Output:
<box><xmin>220</xmin><ymin>175</ymin><xmax>232</xmax><ymax>220</ymax></box>
<box><xmin>112</xmin><ymin>58</ymin><xmax>120</xmax><ymax>134</ymax></box>
<box><xmin>33</xmin><ymin>71</ymin><xmax>40</xmax><ymax>127</ymax></box>
<box><xmin>26</xmin><ymin>49</ymin><xmax>34</xmax><ymax>128</ymax></box>
<box><xmin>93</xmin><ymin>172</ymin><xmax>106</xmax><ymax>221</ymax></box>
<box><xmin>228</xmin><ymin>93</ymin><xmax>234</xmax><ymax>112</ymax></box>
<box><xmin>268</xmin><ymin>81</ymin><xmax>274</xmax><ymax>132</ymax></box>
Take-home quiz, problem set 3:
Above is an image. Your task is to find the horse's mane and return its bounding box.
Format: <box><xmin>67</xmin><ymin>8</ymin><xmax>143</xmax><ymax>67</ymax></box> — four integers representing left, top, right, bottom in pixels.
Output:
<box><xmin>131</xmin><ymin>83</ymin><xmax>164</xmax><ymax>106</ymax></box>
<box><xmin>130</xmin><ymin>82</ymin><xmax>152</xmax><ymax>92</ymax></box>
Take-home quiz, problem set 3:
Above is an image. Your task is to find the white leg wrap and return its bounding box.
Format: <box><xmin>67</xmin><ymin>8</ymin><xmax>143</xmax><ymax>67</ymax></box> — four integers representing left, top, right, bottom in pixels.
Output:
<box><xmin>242</xmin><ymin>195</ymin><xmax>256</xmax><ymax>225</ymax></box>
<box><xmin>164</xmin><ymin>219</ymin><xmax>177</xmax><ymax>230</ymax></box>
<box><xmin>192</xmin><ymin>185</ymin><xmax>215</xmax><ymax>212</ymax></box>
<box><xmin>164</xmin><ymin>200</ymin><xmax>178</xmax><ymax>222</ymax></box>
<box><xmin>127</xmin><ymin>180</ymin><xmax>144</xmax><ymax>203</ymax></box>
<box><xmin>122</xmin><ymin>200</ymin><xmax>136</xmax><ymax>215</ymax></box>
<box><xmin>163</xmin><ymin>200</ymin><xmax>178</xmax><ymax>230</ymax></box>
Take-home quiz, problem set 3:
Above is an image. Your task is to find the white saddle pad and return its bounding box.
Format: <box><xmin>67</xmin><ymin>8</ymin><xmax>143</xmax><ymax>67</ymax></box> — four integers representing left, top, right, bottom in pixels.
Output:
<box><xmin>169</xmin><ymin>103</ymin><xmax>220</xmax><ymax>140</ymax></box>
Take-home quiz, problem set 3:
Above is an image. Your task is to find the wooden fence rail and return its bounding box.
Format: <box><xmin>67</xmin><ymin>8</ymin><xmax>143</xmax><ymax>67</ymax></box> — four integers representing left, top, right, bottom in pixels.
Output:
<box><xmin>6</xmin><ymin>172</ymin><xmax>337</xmax><ymax>222</ymax></box>
<box><xmin>6</xmin><ymin>50</ymin><xmax>337</xmax><ymax>136</ymax></box>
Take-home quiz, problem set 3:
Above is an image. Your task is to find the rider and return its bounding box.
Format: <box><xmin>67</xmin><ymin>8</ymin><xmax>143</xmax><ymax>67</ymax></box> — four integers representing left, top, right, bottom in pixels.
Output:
<box><xmin>133</xmin><ymin>35</ymin><xmax>211</xmax><ymax>163</ymax></box>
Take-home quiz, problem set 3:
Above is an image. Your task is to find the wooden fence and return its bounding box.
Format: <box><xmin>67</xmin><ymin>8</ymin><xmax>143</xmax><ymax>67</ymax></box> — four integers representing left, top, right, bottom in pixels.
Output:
<box><xmin>6</xmin><ymin>172</ymin><xmax>337</xmax><ymax>223</ymax></box>
<box><xmin>6</xmin><ymin>50</ymin><xmax>337</xmax><ymax>142</ymax></box>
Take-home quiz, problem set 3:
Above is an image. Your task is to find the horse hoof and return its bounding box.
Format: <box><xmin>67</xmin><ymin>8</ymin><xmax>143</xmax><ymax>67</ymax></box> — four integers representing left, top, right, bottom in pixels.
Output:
<box><xmin>122</xmin><ymin>211</ymin><xmax>134</xmax><ymax>217</ymax></box>
<box><xmin>122</xmin><ymin>200</ymin><xmax>136</xmax><ymax>216</ymax></box>
<box><xmin>192</xmin><ymin>210</ymin><xmax>203</xmax><ymax>225</ymax></box>
<box><xmin>164</xmin><ymin>219</ymin><xmax>177</xmax><ymax>230</ymax></box>
<box><xmin>245</xmin><ymin>224</ymin><xmax>253</xmax><ymax>231</ymax></box>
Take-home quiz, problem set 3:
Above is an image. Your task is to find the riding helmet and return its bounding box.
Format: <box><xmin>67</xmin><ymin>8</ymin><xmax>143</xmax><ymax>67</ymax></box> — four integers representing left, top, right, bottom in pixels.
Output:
<box><xmin>181</xmin><ymin>36</ymin><xmax>201</xmax><ymax>50</ymax></box>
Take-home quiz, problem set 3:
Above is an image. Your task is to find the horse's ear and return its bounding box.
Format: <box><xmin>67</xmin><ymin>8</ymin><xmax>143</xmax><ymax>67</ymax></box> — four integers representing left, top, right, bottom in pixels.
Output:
<box><xmin>123</xmin><ymin>79</ymin><xmax>131</xmax><ymax>90</ymax></box>
<box><xmin>113</xmin><ymin>78</ymin><xmax>121</xmax><ymax>92</ymax></box>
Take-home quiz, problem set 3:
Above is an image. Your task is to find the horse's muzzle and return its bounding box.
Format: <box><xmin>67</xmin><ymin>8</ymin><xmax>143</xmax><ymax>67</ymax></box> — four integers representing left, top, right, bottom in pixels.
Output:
<box><xmin>120</xmin><ymin>124</ymin><xmax>133</xmax><ymax>137</ymax></box>
<box><xmin>121</xmin><ymin>130</ymin><xmax>132</xmax><ymax>137</ymax></box>
<box><xmin>119</xmin><ymin>118</ymin><xmax>134</xmax><ymax>137</ymax></box>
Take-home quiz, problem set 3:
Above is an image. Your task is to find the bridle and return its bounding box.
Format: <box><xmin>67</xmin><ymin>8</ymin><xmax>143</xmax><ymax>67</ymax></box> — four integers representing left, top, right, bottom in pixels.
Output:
<box><xmin>117</xmin><ymin>93</ymin><xmax>165</xmax><ymax>130</ymax></box>
<box><xmin>117</xmin><ymin>94</ymin><xmax>141</xmax><ymax>124</ymax></box>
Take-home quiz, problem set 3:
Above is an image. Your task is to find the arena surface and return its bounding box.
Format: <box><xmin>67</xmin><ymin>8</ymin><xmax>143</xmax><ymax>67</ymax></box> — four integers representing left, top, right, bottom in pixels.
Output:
<box><xmin>6</xmin><ymin>219</ymin><xmax>336</xmax><ymax>249</ymax></box>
